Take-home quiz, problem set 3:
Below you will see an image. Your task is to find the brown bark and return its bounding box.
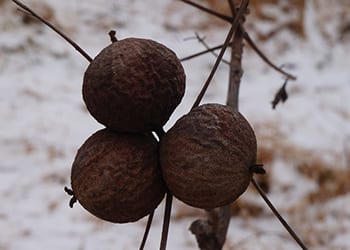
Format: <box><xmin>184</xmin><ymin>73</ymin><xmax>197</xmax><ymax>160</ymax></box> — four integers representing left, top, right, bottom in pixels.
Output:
<box><xmin>226</xmin><ymin>24</ymin><xmax>244</xmax><ymax>110</ymax></box>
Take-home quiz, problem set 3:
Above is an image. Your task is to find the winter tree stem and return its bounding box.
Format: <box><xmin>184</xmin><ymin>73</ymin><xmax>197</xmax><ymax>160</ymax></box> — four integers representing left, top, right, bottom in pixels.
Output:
<box><xmin>189</xmin><ymin>1</ymin><xmax>248</xmax><ymax>249</ymax></box>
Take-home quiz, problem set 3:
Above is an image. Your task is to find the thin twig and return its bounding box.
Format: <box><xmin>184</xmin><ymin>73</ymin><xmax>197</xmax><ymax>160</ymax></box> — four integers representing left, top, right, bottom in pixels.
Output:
<box><xmin>251</xmin><ymin>178</ymin><xmax>308</xmax><ymax>250</ymax></box>
<box><xmin>182</xmin><ymin>35</ymin><xmax>297</xmax><ymax>81</ymax></box>
<box><xmin>11</xmin><ymin>0</ymin><xmax>93</xmax><ymax>62</ymax></box>
<box><xmin>191</xmin><ymin>0</ymin><xmax>249</xmax><ymax>109</ymax></box>
<box><xmin>243</xmin><ymin>33</ymin><xmax>297</xmax><ymax>80</ymax></box>
<box><xmin>155</xmin><ymin>128</ymin><xmax>174</xmax><ymax>250</ymax></box>
<box><xmin>193</xmin><ymin>33</ymin><xmax>230</xmax><ymax>65</ymax></box>
<box><xmin>179</xmin><ymin>0</ymin><xmax>232</xmax><ymax>22</ymax></box>
<box><xmin>227</xmin><ymin>0</ymin><xmax>236</xmax><ymax>15</ymax></box>
<box><xmin>181</xmin><ymin>43</ymin><xmax>227</xmax><ymax>62</ymax></box>
<box><xmin>139</xmin><ymin>211</ymin><xmax>154</xmax><ymax>250</ymax></box>
<box><xmin>179</xmin><ymin>0</ymin><xmax>297</xmax><ymax>81</ymax></box>
<box><xmin>160</xmin><ymin>192</ymin><xmax>173</xmax><ymax>250</ymax></box>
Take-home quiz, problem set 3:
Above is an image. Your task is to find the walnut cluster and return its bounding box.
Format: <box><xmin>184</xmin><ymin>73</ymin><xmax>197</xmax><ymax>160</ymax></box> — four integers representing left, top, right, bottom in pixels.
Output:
<box><xmin>70</xmin><ymin>38</ymin><xmax>185</xmax><ymax>223</ymax></box>
<box><xmin>69</xmin><ymin>37</ymin><xmax>257</xmax><ymax>224</ymax></box>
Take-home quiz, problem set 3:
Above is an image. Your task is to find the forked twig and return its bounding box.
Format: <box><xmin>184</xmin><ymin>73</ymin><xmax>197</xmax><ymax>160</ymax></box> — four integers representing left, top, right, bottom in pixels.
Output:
<box><xmin>184</xmin><ymin>33</ymin><xmax>230</xmax><ymax>65</ymax></box>
<box><xmin>191</xmin><ymin>0</ymin><xmax>249</xmax><ymax>109</ymax></box>
<box><xmin>194</xmin><ymin>33</ymin><xmax>230</xmax><ymax>65</ymax></box>
<box><xmin>179</xmin><ymin>0</ymin><xmax>297</xmax><ymax>81</ymax></box>
<box><xmin>251</xmin><ymin>178</ymin><xmax>308</xmax><ymax>250</ymax></box>
<box><xmin>181</xmin><ymin>43</ymin><xmax>227</xmax><ymax>62</ymax></box>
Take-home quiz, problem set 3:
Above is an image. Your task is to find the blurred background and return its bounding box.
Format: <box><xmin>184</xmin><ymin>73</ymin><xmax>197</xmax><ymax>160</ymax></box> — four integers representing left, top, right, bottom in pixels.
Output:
<box><xmin>0</xmin><ymin>0</ymin><xmax>350</xmax><ymax>249</ymax></box>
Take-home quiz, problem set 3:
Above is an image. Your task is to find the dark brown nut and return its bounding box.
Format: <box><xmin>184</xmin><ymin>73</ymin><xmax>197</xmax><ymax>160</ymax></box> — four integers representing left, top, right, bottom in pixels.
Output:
<box><xmin>71</xmin><ymin>129</ymin><xmax>166</xmax><ymax>223</ymax></box>
<box><xmin>83</xmin><ymin>38</ymin><xmax>186</xmax><ymax>133</ymax></box>
<box><xmin>160</xmin><ymin>103</ymin><xmax>256</xmax><ymax>209</ymax></box>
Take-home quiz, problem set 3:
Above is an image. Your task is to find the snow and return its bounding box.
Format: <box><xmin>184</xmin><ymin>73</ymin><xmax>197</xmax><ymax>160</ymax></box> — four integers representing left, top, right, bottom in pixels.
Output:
<box><xmin>1</xmin><ymin>0</ymin><xmax>350</xmax><ymax>249</ymax></box>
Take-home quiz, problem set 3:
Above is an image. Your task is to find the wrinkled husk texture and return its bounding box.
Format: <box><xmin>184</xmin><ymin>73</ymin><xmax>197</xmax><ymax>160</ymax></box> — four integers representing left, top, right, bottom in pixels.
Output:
<box><xmin>83</xmin><ymin>38</ymin><xmax>185</xmax><ymax>133</ymax></box>
<box><xmin>71</xmin><ymin>129</ymin><xmax>166</xmax><ymax>223</ymax></box>
<box><xmin>160</xmin><ymin>103</ymin><xmax>256</xmax><ymax>209</ymax></box>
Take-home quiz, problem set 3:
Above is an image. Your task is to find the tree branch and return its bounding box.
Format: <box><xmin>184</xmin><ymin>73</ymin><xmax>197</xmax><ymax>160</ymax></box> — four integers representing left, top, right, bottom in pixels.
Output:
<box><xmin>178</xmin><ymin>0</ymin><xmax>297</xmax><ymax>81</ymax></box>
<box><xmin>179</xmin><ymin>0</ymin><xmax>232</xmax><ymax>22</ymax></box>
<box><xmin>251</xmin><ymin>178</ymin><xmax>308</xmax><ymax>250</ymax></box>
<box><xmin>190</xmin><ymin>33</ymin><xmax>230</xmax><ymax>65</ymax></box>
<box><xmin>12</xmin><ymin>0</ymin><xmax>93</xmax><ymax>62</ymax></box>
<box><xmin>139</xmin><ymin>211</ymin><xmax>154</xmax><ymax>250</ymax></box>
<box><xmin>191</xmin><ymin>0</ymin><xmax>249</xmax><ymax>109</ymax></box>
<box><xmin>181</xmin><ymin>43</ymin><xmax>228</xmax><ymax>62</ymax></box>
<box><xmin>190</xmin><ymin>1</ymin><xmax>248</xmax><ymax>249</ymax></box>
<box><xmin>189</xmin><ymin>208</ymin><xmax>231</xmax><ymax>250</ymax></box>
<box><xmin>226</xmin><ymin>0</ymin><xmax>245</xmax><ymax>110</ymax></box>
<box><xmin>243</xmin><ymin>33</ymin><xmax>297</xmax><ymax>80</ymax></box>
<box><xmin>160</xmin><ymin>193</ymin><xmax>173</xmax><ymax>250</ymax></box>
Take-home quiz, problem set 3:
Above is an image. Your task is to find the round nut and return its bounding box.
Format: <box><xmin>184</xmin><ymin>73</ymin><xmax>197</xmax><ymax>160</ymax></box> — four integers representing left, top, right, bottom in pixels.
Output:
<box><xmin>160</xmin><ymin>103</ymin><xmax>256</xmax><ymax>209</ymax></box>
<box><xmin>83</xmin><ymin>38</ymin><xmax>186</xmax><ymax>133</ymax></box>
<box><xmin>71</xmin><ymin>129</ymin><xmax>166</xmax><ymax>223</ymax></box>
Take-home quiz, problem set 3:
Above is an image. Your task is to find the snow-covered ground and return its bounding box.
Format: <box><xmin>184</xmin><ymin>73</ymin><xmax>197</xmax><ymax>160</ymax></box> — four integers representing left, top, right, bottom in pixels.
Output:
<box><xmin>1</xmin><ymin>1</ymin><xmax>349</xmax><ymax>249</ymax></box>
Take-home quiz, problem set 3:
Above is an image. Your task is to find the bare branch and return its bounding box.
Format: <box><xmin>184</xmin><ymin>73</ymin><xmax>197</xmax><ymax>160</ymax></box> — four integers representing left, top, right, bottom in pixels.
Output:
<box><xmin>179</xmin><ymin>0</ymin><xmax>232</xmax><ymax>22</ymax></box>
<box><xmin>12</xmin><ymin>0</ymin><xmax>93</xmax><ymax>62</ymax></box>
<box><xmin>190</xmin><ymin>1</ymin><xmax>249</xmax><ymax>249</ymax></box>
<box><xmin>189</xmin><ymin>33</ymin><xmax>230</xmax><ymax>65</ymax></box>
<box><xmin>139</xmin><ymin>212</ymin><xmax>154</xmax><ymax>250</ymax></box>
<box><xmin>244</xmin><ymin>33</ymin><xmax>297</xmax><ymax>80</ymax></box>
<box><xmin>191</xmin><ymin>0</ymin><xmax>249</xmax><ymax>109</ymax></box>
<box><xmin>178</xmin><ymin>0</ymin><xmax>297</xmax><ymax>81</ymax></box>
<box><xmin>228</xmin><ymin>0</ymin><xmax>236</xmax><ymax>15</ymax></box>
<box><xmin>153</xmin><ymin>127</ymin><xmax>174</xmax><ymax>250</ymax></box>
<box><xmin>160</xmin><ymin>193</ymin><xmax>173</xmax><ymax>250</ymax></box>
<box><xmin>181</xmin><ymin>43</ymin><xmax>226</xmax><ymax>62</ymax></box>
<box><xmin>251</xmin><ymin>178</ymin><xmax>308</xmax><ymax>250</ymax></box>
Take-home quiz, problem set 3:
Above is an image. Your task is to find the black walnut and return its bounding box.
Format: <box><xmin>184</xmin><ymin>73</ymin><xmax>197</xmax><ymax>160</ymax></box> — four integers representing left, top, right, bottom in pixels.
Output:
<box><xmin>160</xmin><ymin>103</ymin><xmax>256</xmax><ymax>209</ymax></box>
<box><xmin>71</xmin><ymin>129</ymin><xmax>166</xmax><ymax>223</ymax></box>
<box><xmin>83</xmin><ymin>38</ymin><xmax>186</xmax><ymax>133</ymax></box>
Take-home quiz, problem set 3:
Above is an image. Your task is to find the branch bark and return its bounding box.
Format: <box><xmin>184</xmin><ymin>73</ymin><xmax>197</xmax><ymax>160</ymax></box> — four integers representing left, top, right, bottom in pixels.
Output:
<box><xmin>226</xmin><ymin>13</ymin><xmax>244</xmax><ymax>110</ymax></box>
<box><xmin>189</xmin><ymin>1</ymin><xmax>247</xmax><ymax>249</ymax></box>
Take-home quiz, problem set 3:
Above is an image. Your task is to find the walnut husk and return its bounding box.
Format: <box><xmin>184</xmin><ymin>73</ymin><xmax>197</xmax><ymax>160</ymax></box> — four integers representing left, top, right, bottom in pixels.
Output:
<box><xmin>71</xmin><ymin>129</ymin><xmax>166</xmax><ymax>223</ymax></box>
<box><xmin>160</xmin><ymin>103</ymin><xmax>256</xmax><ymax>209</ymax></box>
<box><xmin>83</xmin><ymin>38</ymin><xmax>185</xmax><ymax>133</ymax></box>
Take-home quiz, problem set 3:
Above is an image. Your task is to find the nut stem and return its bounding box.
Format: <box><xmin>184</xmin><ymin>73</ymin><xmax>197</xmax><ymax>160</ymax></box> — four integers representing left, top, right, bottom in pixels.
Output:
<box><xmin>109</xmin><ymin>30</ymin><xmax>118</xmax><ymax>43</ymax></box>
